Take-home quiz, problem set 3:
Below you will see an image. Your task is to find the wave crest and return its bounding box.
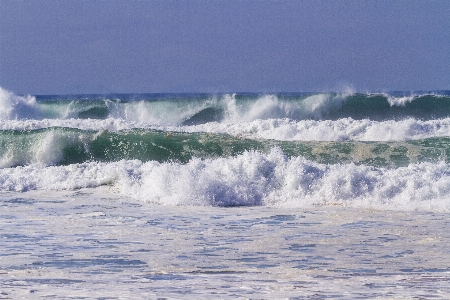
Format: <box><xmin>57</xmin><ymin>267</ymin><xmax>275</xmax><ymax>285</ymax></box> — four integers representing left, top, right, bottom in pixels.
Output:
<box><xmin>0</xmin><ymin>87</ymin><xmax>41</xmax><ymax>120</ymax></box>
<box><xmin>1</xmin><ymin>150</ymin><xmax>449</xmax><ymax>211</ymax></box>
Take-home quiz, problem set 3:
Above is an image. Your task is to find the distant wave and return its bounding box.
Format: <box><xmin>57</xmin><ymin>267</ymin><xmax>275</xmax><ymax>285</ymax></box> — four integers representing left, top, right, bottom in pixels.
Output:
<box><xmin>2</xmin><ymin>87</ymin><xmax>450</xmax><ymax>123</ymax></box>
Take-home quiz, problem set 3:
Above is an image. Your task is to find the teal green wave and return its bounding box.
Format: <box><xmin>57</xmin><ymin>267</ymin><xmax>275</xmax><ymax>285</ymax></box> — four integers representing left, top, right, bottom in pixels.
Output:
<box><xmin>33</xmin><ymin>93</ymin><xmax>450</xmax><ymax>122</ymax></box>
<box><xmin>1</xmin><ymin>128</ymin><xmax>449</xmax><ymax>168</ymax></box>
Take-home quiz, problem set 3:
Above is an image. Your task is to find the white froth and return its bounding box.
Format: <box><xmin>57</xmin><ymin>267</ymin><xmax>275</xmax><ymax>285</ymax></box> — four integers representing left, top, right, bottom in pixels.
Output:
<box><xmin>1</xmin><ymin>117</ymin><xmax>450</xmax><ymax>142</ymax></box>
<box><xmin>186</xmin><ymin>117</ymin><xmax>450</xmax><ymax>141</ymax></box>
<box><xmin>0</xmin><ymin>160</ymin><xmax>128</xmax><ymax>192</ymax></box>
<box><xmin>1</xmin><ymin>150</ymin><xmax>449</xmax><ymax>211</ymax></box>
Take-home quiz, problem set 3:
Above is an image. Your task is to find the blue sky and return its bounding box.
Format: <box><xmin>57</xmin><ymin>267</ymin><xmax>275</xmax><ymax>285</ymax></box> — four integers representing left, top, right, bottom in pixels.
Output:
<box><xmin>1</xmin><ymin>0</ymin><xmax>449</xmax><ymax>94</ymax></box>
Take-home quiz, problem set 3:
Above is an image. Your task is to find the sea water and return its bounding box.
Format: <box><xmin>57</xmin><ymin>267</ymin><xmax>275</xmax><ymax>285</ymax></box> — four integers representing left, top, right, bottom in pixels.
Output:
<box><xmin>1</xmin><ymin>87</ymin><xmax>450</xmax><ymax>298</ymax></box>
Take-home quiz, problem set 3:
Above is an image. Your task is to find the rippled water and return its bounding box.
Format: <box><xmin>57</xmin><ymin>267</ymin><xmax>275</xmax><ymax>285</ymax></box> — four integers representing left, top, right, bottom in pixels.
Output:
<box><xmin>1</xmin><ymin>188</ymin><xmax>449</xmax><ymax>298</ymax></box>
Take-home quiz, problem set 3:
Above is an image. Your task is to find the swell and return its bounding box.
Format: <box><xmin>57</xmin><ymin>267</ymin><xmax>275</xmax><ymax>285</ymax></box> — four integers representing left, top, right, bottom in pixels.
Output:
<box><xmin>326</xmin><ymin>93</ymin><xmax>450</xmax><ymax>121</ymax></box>
<box><xmin>2</xmin><ymin>87</ymin><xmax>450</xmax><ymax>124</ymax></box>
<box><xmin>0</xmin><ymin>128</ymin><xmax>265</xmax><ymax>167</ymax></box>
<box><xmin>1</xmin><ymin>127</ymin><xmax>449</xmax><ymax>168</ymax></box>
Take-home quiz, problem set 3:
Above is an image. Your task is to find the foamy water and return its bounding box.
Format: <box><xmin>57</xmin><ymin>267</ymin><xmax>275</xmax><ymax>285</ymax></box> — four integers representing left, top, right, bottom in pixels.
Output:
<box><xmin>1</xmin><ymin>189</ymin><xmax>449</xmax><ymax>298</ymax></box>
<box><xmin>1</xmin><ymin>87</ymin><xmax>450</xmax><ymax>210</ymax></box>
<box><xmin>1</xmin><ymin>149</ymin><xmax>450</xmax><ymax>211</ymax></box>
<box><xmin>2</xmin><ymin>87</ymin><xmax>450</xmax><ymax>298</ymax></box>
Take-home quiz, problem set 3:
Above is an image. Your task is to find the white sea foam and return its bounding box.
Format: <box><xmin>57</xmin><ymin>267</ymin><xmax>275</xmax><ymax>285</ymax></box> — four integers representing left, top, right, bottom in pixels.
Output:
<box><xmin>185</xmin><ymin>117</ymin><xmax>450</xmax><ymax>141</ymax></box>
<box><xmin>1</xmin><ymin>117</ymin><xmax>450</xmax><ymax>142</ymax></box>
<box><xmin>0</xmin><ymin>118</ymin><xmax>136</xmax><ymax>131</ymax></box>
<box><xmin>1</xmin><ymin>149</ymin><xmax>449</xmax><ymax>211</ymax></box>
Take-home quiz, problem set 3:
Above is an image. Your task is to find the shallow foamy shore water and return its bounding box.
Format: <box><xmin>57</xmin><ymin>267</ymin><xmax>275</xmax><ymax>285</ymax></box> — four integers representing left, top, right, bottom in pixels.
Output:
<box><xmin>1</xmin><ymin>188</ymin><xmax>449</xmax><ymax>299</ymax></box>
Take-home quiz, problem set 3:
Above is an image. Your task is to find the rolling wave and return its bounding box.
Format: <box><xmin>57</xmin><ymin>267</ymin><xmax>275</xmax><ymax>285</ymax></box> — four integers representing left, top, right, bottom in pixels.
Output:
<box><xmin>1</xmin><ymin>127</ymin><xmax>449</xmax><ymax>168</ymax></box>
<box><xmin>2</xmin><ymin>86</ymin><xmax>450</xmax><ymax>210</ymax></box>
<box><xmin>1</xmin><ymin>149</ymin><xmax>449</xmax><ymax>211</ymax></box>
<box><xmin>2</xmin><ymin>87</ymin><xmax>450</xmax><ymax>124</ymax></box>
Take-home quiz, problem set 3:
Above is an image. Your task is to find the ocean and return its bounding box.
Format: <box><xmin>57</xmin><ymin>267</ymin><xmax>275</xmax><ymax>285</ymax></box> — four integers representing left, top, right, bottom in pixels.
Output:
<box><xmin>1</xmin><ymin>87</ymin><xmax>450</xmax><ymax>298</ymax></box>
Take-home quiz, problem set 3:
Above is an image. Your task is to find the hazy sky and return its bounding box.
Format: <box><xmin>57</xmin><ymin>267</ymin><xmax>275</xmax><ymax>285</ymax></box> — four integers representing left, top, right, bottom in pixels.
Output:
<box><xmin>1</xmin><ymin>0</ymin><xmax>449</xmax><ymax>94</ymax></box>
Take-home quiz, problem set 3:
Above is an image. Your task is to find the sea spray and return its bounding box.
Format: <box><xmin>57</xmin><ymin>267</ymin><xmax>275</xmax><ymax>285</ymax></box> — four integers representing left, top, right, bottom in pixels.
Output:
<box><xmin>0</xmin><ymin>87</ymin><xmax>41</xmax><ymax>120</ymax></box>
<box><xmin>1</xmin><ymin>87</ymin><xmax>450</xmax><ymax>211</ymax></box>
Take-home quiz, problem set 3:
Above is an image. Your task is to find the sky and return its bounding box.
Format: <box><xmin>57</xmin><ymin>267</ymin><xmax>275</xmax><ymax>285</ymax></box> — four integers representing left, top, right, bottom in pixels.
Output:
<box><xmin>0</xmin><ymin>0</ymin><xmax>449</xmax><ymax>95</ymax></box>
